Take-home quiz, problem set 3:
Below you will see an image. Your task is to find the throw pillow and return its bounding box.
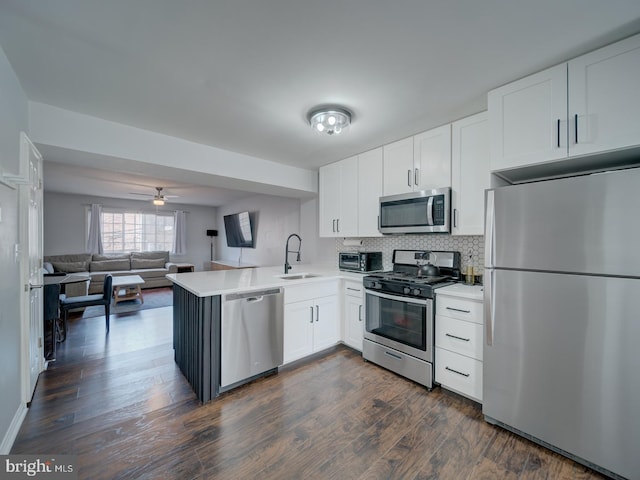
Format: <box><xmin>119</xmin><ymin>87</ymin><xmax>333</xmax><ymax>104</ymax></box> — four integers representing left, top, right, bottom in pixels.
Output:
<box><xmin>51</xmin><ymin>261</ymin><xmax>88</xmax><ymax>273</ymax></box>
<box><xmin>90</xmin><ymin>259</ymin><xmax>131</xmax><ymax>272</ymax></box>
<box><xmin>92</xmin><ymin>254</ymin><xmax>129</xmax><ymax>261</ymax></box>
<box><xmin>130</xmin><ymin>251</ymin><xmax>169</xmax><ymax>262</ymax></box>
<box><xmin>131</xmin><ymin>257</ymin><xmax>166</xmax><ymax>269</ymax></box>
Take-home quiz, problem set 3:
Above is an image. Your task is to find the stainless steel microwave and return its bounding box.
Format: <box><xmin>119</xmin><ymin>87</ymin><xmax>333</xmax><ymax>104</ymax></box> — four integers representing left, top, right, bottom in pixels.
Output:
<box><xmin>379</xmin><ymin>187</ymin><xmax>451</xmax><ymax>234</ymax></box>
<box><xmin>339</xmin><ymin>251</ymin><xmax>383</xmax><ymax>272</ymax></box>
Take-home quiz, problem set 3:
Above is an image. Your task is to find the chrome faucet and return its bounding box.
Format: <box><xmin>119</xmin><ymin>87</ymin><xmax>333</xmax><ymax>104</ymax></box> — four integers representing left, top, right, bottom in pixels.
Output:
<box><xmin>284</xmin><ymin>233</ymin><xmax>302</xmax><ymax>274</ymax></box>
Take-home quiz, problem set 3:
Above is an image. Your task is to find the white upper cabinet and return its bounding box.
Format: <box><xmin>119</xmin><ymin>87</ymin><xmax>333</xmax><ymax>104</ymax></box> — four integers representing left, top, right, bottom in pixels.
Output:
<box><xmin>451</xmin><ymin>112</ymin><xmax>490</xmax><ymax>236</ymax></box>
<box><xmin>413</xmin><ymin>124</ymin><xmax>452</xmax><ymax>190</ymax></box>
<box><xmin>489</xmin><ymin>33</ymin><xmax>640</xmax><ymax>173</ymax></box>
<box><xmin>383</xmin><ymin>126</ymin><xmax>452</xmax><ymax>196</ymax></box>
<box><xmin>319</xmin><ymin>156</ymin><xmax>358</xmax><ymax>237</ymax></box>
<box><xmin>489</xmin><ymin>64</ymin><xmax>568</xmax><ymax>171</ymax></box>
<box><xmin>357</xmin><ymin>147</ymin><xmax>383</xmax><ymax>237</ymax></box>
<box><xmin>568</xmin><ymin>34</ymin><xmax>640</xmax><ymax>157</ymax></box>
<box><xmin>383</xmin><ymin>137</ymin><xmax>414</xmax><ymax>195</ymax></box>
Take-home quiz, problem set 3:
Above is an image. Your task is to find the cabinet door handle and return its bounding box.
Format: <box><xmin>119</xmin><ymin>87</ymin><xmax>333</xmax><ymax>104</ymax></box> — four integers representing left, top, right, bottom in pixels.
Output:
<box><xmin>574</xmin><ymin>113</ymin><xmax>579</xmax><ymax>144</ymax></box>
<box><xmin>557</xmin><ymin>118</ymin><xmax>561</xmax><ymax>148</ymax></box>
<box><xmin>310</xmin><ymin>306</ymin><xmax>314</xmax><ymax>323</ymax></box>
<box><xmin>407</xmin><ymin>169</ymin><xmax>412</xmax><ymax>187</ymax></box>
<box><xmin>347</xmin><ymin>287</ymin><xmax>360</xmax><ymax>292</ymax></box>
<box><xmin>445</xmin><ymin>366</ymin><xmax>470</xmax><ymax>377</ymax></box>
<box><xmin>453</xmin><ymin>208</ymin><xmax>458</xmax><ymax>228</ymax></box>
<box><xmin>445</xmin><ymin>333</ymin><xmax>470</xmax><ymax>342</ymax></box>
<box><xmin>332</xmin><ymin>219</ymin><xmax>335</xmax><ymax>232</ymax></box>
<box><xmin>315</xmin><ymin>305</ymin><xmax>319</xmax><ymax>322</ymax></box>
<box><xmin>336</xmin><ymin>218</ymin><xmax>340</xmax><ymax>233</ymax></box>
<box><xmin>358</xmin><ymin>304</ymin><xmax>363</xmax><ymax>321</ymax></box>
<box><xmin>414</xmin><ymin>168</ymin><xmax>419</xmax><ymax>186</ymax></box>
<box><xmin>446</xmin><ymin>306</ymin><xmax>471</xmax><ymax>313</ymax></box>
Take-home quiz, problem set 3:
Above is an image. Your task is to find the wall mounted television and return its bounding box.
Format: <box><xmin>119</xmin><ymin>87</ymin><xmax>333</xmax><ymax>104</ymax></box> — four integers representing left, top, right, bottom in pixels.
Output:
<box><xmin>223</xmin><ymin>211</ymin><xmax>255</xmax><ymax>248</ymax></box>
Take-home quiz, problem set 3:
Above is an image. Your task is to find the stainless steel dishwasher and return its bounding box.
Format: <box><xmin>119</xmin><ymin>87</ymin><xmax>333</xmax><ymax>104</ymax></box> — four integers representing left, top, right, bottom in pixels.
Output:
<box><xmin>220</xmin><ymin>287</ymin><xmax>284</xmax><ymax>391</ymax></box>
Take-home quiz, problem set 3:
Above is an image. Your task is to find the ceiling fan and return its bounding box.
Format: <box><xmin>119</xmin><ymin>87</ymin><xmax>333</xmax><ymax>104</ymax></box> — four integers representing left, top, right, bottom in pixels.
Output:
<box><xmin>130</xmin><ymin>186</ymin><xmax>179</xmax><ymax>205</ymax></box>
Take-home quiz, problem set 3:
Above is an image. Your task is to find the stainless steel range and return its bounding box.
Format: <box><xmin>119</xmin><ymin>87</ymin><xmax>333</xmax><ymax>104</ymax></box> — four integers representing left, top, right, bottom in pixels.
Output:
<box><xmin>363</xmin><ymin>250</ymin><xmax>461</xmax><ymax>388</ymax></box>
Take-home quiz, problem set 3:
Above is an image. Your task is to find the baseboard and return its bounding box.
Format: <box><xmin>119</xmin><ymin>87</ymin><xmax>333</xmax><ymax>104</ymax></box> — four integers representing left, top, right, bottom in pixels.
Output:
<box><xmin>0</xmin><ymin>403</ymin><xmax>28</xmax><ymax>454</ymax></box>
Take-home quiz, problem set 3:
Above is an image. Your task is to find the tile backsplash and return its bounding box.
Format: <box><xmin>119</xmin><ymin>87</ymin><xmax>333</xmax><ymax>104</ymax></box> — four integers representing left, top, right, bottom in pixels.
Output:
<box><xmin>336</xmin><ymin>235</ymin><xmax>484</xmax><ymax>274</ymax></box>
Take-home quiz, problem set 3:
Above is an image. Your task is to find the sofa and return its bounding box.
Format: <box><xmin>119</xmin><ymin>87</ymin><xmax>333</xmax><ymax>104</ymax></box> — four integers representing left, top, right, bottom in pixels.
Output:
<box><xmin>44</xmin><ymin>251</ymin><xmax>178</xmax><ymax>295</ymax></box>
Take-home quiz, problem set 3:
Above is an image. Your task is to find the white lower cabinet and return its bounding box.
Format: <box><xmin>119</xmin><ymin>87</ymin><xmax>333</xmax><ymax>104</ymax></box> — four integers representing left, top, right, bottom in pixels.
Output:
<box><xmin>435</xmin><ymin>289</ymin><xmax>484</xmax><ymax>402</ymax></box>
<box><xmin>435</xmin><ymin>348</ymin><xmax>483</xmax><ymax>401</ymax></box>
<box><xmin>283</xmin><ymin>282</ymin><xmax>339</xmax><ymax>364</ymax></box>
<box><xmin>343</xmin><ymin>280</ymin><xmax>364</xmax><ymax>351</ymax></box>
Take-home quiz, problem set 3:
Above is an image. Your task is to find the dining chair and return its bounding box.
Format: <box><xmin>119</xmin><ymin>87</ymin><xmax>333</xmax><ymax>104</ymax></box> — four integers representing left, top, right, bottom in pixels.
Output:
<box><xmin>43</xmin><ymin>283</ymin><xmax>61</xmax><ymax>358</ymax></box>
<box><xmin>60</xmin><ymin>274</ymin><xmax>113</xmax><ymax>335</ymax></box>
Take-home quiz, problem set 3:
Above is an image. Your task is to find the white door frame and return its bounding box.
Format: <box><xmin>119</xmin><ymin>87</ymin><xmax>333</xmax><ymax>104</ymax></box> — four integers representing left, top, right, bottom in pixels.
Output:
<box><xmin>19</xmin><ymin>132</ymin><xmax>44</xmax><ymax>404</ymax></box>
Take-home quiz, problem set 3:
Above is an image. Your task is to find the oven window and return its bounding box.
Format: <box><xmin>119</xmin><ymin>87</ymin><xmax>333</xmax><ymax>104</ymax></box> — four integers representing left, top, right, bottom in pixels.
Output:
<box><xmin>365</xmin><ymin>293</ymin><xmax>426</xmax><ymax>351</ymax></box>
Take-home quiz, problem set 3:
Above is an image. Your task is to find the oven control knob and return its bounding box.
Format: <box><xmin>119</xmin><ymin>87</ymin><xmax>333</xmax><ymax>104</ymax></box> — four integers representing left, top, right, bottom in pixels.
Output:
<box><xmin>403</xmin><ymin>287</ymin><xmax>411</xmax><ymax>295</ymax></box>
<box><xmin>412</xmin><ymin>288</ymin><xmax>422</xmax><ymax>296</ymax></box>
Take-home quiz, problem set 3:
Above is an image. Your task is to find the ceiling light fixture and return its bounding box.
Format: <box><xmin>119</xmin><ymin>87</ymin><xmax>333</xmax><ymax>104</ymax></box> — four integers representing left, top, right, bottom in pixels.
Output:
<box><xmin>153</xmin><ymin>197</ymin><xmax>165</xmax><ymax>206</ymax></box>
<box><xmin>308</xmin><ymin>106</ymin><xmax>351</xmax><ymax>135</ymax></box>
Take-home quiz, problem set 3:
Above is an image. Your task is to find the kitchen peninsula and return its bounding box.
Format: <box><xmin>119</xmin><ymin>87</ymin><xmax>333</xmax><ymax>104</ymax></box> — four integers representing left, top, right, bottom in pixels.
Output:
<box><xmin>167</xmin><ymin>265</ymin><xmax>360</xmax><ymax>402</ymax></box>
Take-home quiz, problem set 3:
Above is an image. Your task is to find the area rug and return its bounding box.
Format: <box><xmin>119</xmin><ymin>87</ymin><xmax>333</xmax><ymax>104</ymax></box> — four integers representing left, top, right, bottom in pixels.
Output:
<box><xmin>82</xmin><ymin>287</ymin><xmax>173</xmax><ymax>318</ymax></box>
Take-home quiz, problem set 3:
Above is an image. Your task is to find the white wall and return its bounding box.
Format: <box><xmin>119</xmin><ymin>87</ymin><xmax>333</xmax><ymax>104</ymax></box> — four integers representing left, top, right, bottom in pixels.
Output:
<box><xmin>216</xmin><ymin>194</ymin><xmax>335</xmax><ymax>269</ymax></box>
<box><xmin>43</xmin><ymin>192</ymin><xmax>217</xmax><ymax>271</ymax></box>
<box><xmin>30</xmin><ymin>103</ymin><xmax>318</xmax><ymax>197</ymax></box>
<box><xmin>0</xmin><ymin>45</ymin><xmax>29</xmax><ymax>452</ymax></box>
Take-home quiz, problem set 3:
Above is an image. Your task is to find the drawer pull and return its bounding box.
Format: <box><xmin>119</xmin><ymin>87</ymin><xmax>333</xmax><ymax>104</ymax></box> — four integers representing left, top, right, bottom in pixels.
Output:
<box><xmin>445</xmin><ymin>333</ymin><xmax>470</xmax><ymax>342</ymax></box>
<box><xmin>446</xmin><ymin>306</ymin><xmax>471</xmax><ymax>314</ymax></box>
<box><xmin>445</xmin><ymin>366</ymin><xmax>470</xmax><ymax>378</ymax></box>
<box><xmin>385</xmin><ymin>350</ymin><xmax>403</xmax><ymax>360</ymax></box>
<box><xmin>347</xmin><ymin>287</ymin><xmax>361</xmax><ymax>292</ymax></box>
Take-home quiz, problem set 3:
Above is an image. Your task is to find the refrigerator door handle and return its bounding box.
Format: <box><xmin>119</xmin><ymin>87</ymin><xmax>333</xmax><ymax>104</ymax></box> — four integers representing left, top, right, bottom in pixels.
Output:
<box><xmin>485</xmin><ymin>189</ymin><xmax>495</xmax><ymax>267</ymax></box>
<box><xmin>485</xmin><ymin>268</ymin><xmax>495</xmax><ymax>346</ymax></box>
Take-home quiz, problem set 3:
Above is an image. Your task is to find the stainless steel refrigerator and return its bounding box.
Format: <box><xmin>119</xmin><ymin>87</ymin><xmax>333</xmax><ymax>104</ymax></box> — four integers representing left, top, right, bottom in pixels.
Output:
<box><xmin>483</xmin><ymin>167</ymin><xmax>640</xmax><ymax>480</ymax></box>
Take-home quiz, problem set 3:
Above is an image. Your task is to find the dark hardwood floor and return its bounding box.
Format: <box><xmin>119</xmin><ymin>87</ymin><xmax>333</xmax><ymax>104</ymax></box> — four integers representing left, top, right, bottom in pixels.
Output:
<box><xmin>13</xmin><ymin>302</ymin><xmax>609</xmax><ymax>479</ymax></box>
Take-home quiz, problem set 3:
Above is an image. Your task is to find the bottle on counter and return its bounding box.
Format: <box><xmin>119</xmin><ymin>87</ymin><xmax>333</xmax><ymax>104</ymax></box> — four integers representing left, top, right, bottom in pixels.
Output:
<box><xmin>465</xmin><ymin>253</ymin><xmax>474</xmax><ymax>285</ymax></box>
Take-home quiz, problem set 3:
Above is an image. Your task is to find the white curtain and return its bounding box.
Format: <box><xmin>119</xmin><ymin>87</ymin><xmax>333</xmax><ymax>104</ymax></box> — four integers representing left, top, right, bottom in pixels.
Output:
<box><xmin>86</xmin><ymin>203</ymin><xmax>103</xmax><ymax>254</ymax></box>
<box><xmin>173</xmin><ymin>210</ymin><xmax>187</xmax><ymax>255</ymax></box>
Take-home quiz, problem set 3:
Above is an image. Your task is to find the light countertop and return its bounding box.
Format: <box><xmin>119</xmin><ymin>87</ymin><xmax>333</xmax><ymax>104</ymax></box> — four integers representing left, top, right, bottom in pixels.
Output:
<box><xmin>167</xmin><ymin>264</ymin><xmax>366</xmax><ymax>297</ymax></box>
<box><xmin>436</xmin><ymin>283</ymin><xmax>484</xmax><ymax>301</ymax></box>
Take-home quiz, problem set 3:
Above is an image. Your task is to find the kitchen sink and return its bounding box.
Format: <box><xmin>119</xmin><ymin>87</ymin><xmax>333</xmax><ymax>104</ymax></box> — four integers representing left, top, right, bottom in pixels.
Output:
<box><xmin>277</xmin><ymin>273</ymin><xmax>322</xmax><ymax>280</ymax></box>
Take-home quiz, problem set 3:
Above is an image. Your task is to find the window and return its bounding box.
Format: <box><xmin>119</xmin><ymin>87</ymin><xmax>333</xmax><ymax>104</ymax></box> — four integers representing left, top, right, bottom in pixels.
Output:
<box><xmin>99</xmin><ymin>209</ymin><xmax>175</xmax><ymax>254</ymax></box>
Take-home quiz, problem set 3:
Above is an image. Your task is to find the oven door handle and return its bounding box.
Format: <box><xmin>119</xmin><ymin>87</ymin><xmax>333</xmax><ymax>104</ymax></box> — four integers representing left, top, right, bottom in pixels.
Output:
<box><xmin>364</xmin><ymin>289</ymin><xmax>429</xmax><ymax>306</ymax></box>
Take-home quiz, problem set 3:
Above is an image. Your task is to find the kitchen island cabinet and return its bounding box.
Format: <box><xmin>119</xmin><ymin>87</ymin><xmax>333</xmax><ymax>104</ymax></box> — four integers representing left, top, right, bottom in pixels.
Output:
<box><xmin>283</xmin><ymin>282</ymin><xmax>339</xmax><ymax>363</ymax></box>
<box><xmin>172</xmin><ymin>284</ymin><xmax>220</xmax><ymax>403</ymax></box>
<box><xmin>167</xmin><ymin>265</ymin><xmax>363</xmax><ymax>401</ymax></box>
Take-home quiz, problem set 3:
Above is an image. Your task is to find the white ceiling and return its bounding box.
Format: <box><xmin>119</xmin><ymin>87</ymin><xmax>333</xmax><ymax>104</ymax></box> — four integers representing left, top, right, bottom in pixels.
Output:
<box><xmin>1</xmin><ymin>0</ymin><xmax>640</xmax><ymax>205</ymax></box>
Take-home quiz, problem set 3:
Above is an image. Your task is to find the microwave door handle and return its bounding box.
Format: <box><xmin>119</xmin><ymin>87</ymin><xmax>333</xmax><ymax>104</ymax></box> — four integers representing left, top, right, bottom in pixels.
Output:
<box><xmin>427</xmin><ymin>196</ymin><xmax>434</xmax><ymax>225</ymax></box>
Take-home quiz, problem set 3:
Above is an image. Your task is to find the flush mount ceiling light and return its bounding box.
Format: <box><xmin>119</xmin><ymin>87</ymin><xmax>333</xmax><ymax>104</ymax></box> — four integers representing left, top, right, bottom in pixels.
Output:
<box><xmin>308</xmin><ymin>106</ymin><xmax>351</xmax><ymax>135</ymax></box>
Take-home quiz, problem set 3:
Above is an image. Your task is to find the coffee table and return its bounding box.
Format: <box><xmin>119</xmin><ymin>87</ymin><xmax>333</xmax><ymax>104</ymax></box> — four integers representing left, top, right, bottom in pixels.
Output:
<box><xmin>112</xmin><ymin>275</ymin><xmax>145</xmax><ymax>305</ymax></box>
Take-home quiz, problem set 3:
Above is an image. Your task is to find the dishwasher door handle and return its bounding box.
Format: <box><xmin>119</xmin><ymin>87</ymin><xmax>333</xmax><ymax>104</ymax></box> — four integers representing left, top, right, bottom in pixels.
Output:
<box><xmin>225</xmin><ymin>288</ymin><xmax>282</xmax><ymax>301</ymax></box>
